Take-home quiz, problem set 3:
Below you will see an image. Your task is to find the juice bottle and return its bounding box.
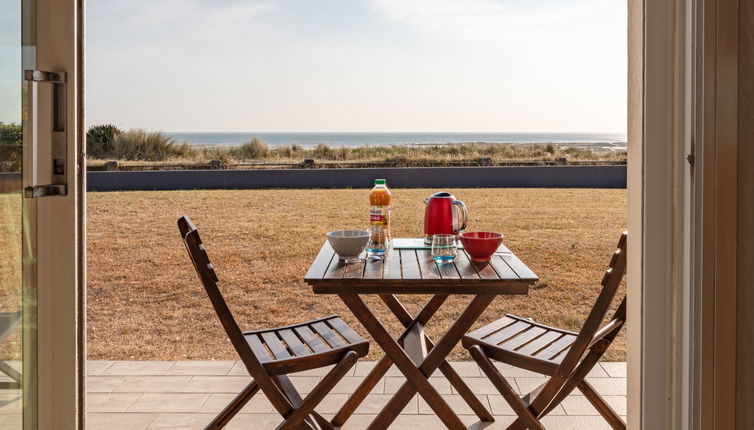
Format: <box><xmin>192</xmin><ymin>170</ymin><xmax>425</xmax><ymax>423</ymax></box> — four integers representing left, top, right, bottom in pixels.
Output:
<box><xmin>369</xmin><ymin>179</ymin><xmax>392</xmax><ymax>247</ymax></box>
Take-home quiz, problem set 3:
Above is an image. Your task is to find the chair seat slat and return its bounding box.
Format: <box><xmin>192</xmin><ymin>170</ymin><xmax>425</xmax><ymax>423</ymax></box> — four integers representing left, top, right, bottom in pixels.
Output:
<box><xmin>246</xmin><ymin>334</ymin><xmax>272</xmax><ymax>363</ymax></box>
<box><xmin>294</xmin><ymin>325</ymin><xmax>330</xmax><ymax>353</ymax></box>
<box><xmin>467</xmin><ymin>316</ymin><xmax>516</xmax><ymax>339</ymax></box>
<box><xmin>311</xmin><ymin>321</ymin><xmax>347</xmax><ymax>348</ymax></box>
<box><xmin>278</xmin><ymin>329</ymin><xmax>311</xmax><ymax>357</ymax></box>
<box><xmin>327</xmin><ymin>317</ymin><xmax>364</xmax><ymax>345</ymax></box>
<box><xmin>514</xmin><ymin>330</ymin><xmax>565</xmax><ymax>356</ymax></box>
<box><xmin>261</xmin><ymin>331</ymin><xmax>292</xmax><ymax>360</ymax></box>
<box><xmin>484</xmin><ymin>321</ymin><xmax>532</xmax><ymax>345</ymax></box>
<box><xmin>502</xmin><ymin>326</ymin><xmax>547</xmax><ymax>350</ymax></box>
<box><xmin>533</xmin><ymin>334</ymin><xmax>575</xmax><ymax>361</ymax></box>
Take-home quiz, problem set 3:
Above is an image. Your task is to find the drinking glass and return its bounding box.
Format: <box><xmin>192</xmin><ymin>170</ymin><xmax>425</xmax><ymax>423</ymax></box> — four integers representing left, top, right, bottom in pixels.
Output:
<box><xmin>366</xmin><ymin>226</ymin><xmax>389</xmax><ymax>258</ymax></box>
<box><xmin>432</xmin><ymin>234</ymin><xmax>458</xmax><ymax>262</ymax></box>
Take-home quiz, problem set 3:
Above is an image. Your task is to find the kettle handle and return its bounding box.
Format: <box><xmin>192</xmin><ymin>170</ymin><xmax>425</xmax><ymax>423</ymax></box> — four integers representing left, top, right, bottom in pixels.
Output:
<box><xmin>452</xmin><ymin>200</ymin><xmax>468</xmax><ymax>233</ymax></box>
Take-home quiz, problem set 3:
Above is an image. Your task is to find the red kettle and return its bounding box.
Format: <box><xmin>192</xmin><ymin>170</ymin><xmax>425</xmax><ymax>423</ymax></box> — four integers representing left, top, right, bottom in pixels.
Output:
<box><xmin>423</xmin><ymin>192</ymin><xmax>468</xmax><ymax>244</ymax></box>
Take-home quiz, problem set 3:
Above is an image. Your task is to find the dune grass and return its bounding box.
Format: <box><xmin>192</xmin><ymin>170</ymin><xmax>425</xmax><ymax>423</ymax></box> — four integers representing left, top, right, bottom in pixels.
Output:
<box><xmin>85</xmin><ymin>125</ymin><xmax>626</xmax><ymax>166</ymax></box>
<box><xmin>87</xmin><ymin>188</ymin><xmax>627</xmax><ymax>361</ymax></box>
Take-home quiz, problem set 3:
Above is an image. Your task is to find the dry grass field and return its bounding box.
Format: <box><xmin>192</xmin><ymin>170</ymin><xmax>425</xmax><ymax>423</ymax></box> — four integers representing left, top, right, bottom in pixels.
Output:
<box><xmin>0</xmin><ymin>193</ymin><xmax>22</xmax><ymax>360</ymax></box>
<box><xmin>87</xmin><ymin>188</ymin><xmax>627</xmax><ymax>361</ymax></box>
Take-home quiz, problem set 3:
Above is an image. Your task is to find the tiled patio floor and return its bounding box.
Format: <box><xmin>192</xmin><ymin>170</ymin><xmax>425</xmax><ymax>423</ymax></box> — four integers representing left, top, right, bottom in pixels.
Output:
<box><xmin>86</xmin><ymin>360</ymin><xmax>627</xmax><ymax>429</ymax></box>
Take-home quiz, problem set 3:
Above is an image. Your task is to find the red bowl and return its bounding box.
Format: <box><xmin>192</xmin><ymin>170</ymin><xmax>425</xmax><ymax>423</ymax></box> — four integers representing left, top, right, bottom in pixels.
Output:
<box><xmin>460</xmin><ymin>232</ymin><xmax>504</xmax><ymax>261</ymax></box>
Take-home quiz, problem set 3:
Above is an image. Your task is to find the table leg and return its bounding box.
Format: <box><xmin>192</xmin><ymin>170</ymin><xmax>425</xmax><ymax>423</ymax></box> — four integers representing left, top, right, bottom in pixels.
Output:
<box><xmin>339</xmin><ymin>294</ymin><xmax>466</xmax><ymax>430</ymax></box>
<box><xmin>332</xmin><ymin>295</ymin><xmax>448</xmax><ymax>426</ymax></box>
<box><xmin>372</xmin><ymin>294</ymin><xmax>497</xmax><ymax>429</ymax></box>
<box><xmin>379</xmin><ymin>294</ymin><xmax>494</xmax><ymax>422</ymax></box>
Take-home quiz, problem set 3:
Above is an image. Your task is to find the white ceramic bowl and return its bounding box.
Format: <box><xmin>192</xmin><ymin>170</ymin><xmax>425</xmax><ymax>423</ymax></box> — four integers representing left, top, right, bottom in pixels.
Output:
<box><xmin>327</xmin><ymin>230</ymin><xmax>370</xmax><ymax>260</ymax></box>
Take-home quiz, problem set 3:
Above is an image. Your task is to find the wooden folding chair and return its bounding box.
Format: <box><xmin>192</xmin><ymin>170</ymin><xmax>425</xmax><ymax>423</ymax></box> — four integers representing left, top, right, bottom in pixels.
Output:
<box><xmin>178</xmin><ymin>216</ymin><xmax>369</xmax><ymax>430</ymax></box>
<box><xmin>0</xmin><ymin>311</ymin><xmax>22</xmax><ymax>389</ymax></box>
<box><xmin>462</xmin><ymin>232</ymin><xmax>628</xmax><ymax>430</ymax></box>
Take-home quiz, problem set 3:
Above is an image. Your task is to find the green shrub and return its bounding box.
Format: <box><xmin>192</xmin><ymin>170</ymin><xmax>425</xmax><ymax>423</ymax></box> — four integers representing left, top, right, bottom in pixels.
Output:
<box><xmin>86</xmin><ymin>124</ymin><xmax>122</xmax><ymax>158</ymax></box>
<box><xmin>0</xmin><ymin>122</ymin><xmax>22</xmax><ymax>146</ymax></box>
<box><xmin>233</xmin><ymin>137</ymin><xmax>269</xmax><ymax>160</ymax></box>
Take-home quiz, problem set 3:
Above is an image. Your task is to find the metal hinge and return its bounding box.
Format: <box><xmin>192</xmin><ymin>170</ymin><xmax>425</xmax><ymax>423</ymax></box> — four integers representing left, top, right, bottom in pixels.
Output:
<box><xmin>24</xmin><ymin>185</ymin><xmax>67</xmax><ymax>199</ymax></box>
<box><xmin>686</xmin><ymin>153</ymin><xmax>695</xmax><ymax>166</ymax></box>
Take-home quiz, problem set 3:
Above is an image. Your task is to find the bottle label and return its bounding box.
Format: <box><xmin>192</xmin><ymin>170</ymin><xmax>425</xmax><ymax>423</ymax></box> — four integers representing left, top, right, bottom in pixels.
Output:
<box><xmin>370</xmin><ymin>205</ymin><xmax>388</xmax><ymax>225</ymax></box>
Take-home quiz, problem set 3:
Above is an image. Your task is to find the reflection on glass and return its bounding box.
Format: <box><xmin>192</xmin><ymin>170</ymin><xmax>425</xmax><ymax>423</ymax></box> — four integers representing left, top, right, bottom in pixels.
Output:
<box><xmin>0</xmin><ymin>0</ymin><xmax>25</xmax><ymax>427</ymax></box>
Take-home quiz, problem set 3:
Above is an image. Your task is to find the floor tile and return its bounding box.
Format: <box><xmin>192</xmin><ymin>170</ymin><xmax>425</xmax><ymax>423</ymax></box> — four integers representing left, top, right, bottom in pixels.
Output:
<box><xmin>147</xmin><ymin>413</ymin><xmax>216</xmax><ymax>429</ymax></box>
<box><xmin>180</xmin><ymin>376</ymin><xmax>252</xmax><ymax>393</ymax></box>
<box><xmin>104</xmin><ymin>361</ymin><xmax>176</xmax><ymax>376</ymax></box>
<box><xmin>126</xmin><ymin>393</ymin><xmax>210</xmax><ymax>413</ymax></box>
<box><xmin>352</xmin><ymin>393</ymin><xmax>419</xmax><ymax>415</ymax></box>
<box><xmin>227</xmin><ymin>361</ymin><xmax>248</xmax><ymax>376</ymax></box>
<box><xmin>286</xmin><ymin>376</ymin><xmax>324</xmax><ymax>394</ymax></box>
<box><xmin>418</xmin><ymin>394</ymin><xmax>489</xmax><ymax>416</ymax></box>
<box><xmin>451</xmin><ymin>375</ymin><xmax>504</xmax><ymax>395</ymax></box>
<box><xmin>87</xmin><ymin>376</ymin><xmax>127</xmax><ymax>393</ymax></box>
<box><xmin>587</xmin><ymin>378</ymin><xmax>627</xmax><ymax>396</ymax></box>
<box><xmin>114</xmin><ymin>376</ymin><xmax>192</xmax><ymax>393</ymax></box>
<box><xmin>198</xmin><ymin>393</ymin><xmax>275</xmax><ymax>414</ymax></box>
<box><xmin>164</xmin><ymin>361</ymin><xmax>235</xmax><ymax>376</ymax></box>
<box><xmin>333</xmin><ymin>376</ymin><xmax>384</xmax><ymax>394</ymax></box>
<box><xmin>87</xmin><ymin>413</ymin><xmax>157</xmax><ymax>430</ymax></box>
<box><xmin>87</xmin><ymin>393</ymin><xmax>142</xmax><ymax>413</ymax></box>
<box><xmin>87</xmin><ymin>361</ymin><xmax>116</xmax><ymax>376</ymax></box>
<box><xmin>561</xmin><ymin>395</ymin><xmax>627</xmax><ymax>416</ymax></box>
<box><xmin>487</xmin><ymin>394</ymin><xmax>566</xmax><ymax>416</ymax></box>
<box><xmin>600</xmin><ymin>362</ymin><xmax>627</xmax><ymax>378</ymax></box>
<box><xmin>353</xmin><ymin>362</ymin><xmax>404</xmax><ymax>377</ymax></box>
<box><xmin>385</xmin><ymin>376</ymin><xmax>452</xmax><ymax>395</ymax></box>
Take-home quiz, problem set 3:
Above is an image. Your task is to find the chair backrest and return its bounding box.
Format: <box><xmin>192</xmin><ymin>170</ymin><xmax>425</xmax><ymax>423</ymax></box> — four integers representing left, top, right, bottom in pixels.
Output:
<box><xmin>555</xmin><ymin>232</ymin><xmax>627</xmax><ymax>377</ymax></box>
<box><xmin>177</xmin><ymin>216</ymin><xmax>260</xmax><ymax>374</ymax></box>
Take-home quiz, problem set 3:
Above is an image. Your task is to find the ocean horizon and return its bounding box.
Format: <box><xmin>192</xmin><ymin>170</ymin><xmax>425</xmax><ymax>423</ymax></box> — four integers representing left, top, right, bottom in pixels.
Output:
<box><xmin>167</xmin><ymin>132</ymin><xmax>628</xmax><ymax>150</ymax></box>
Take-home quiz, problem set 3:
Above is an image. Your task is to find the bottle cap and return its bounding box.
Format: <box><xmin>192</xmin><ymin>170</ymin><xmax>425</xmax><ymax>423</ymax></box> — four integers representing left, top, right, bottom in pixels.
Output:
<box><xmin>375</xmin><ymin>179</ymin><xmax>386</xmax><ymax>185</ymax></box>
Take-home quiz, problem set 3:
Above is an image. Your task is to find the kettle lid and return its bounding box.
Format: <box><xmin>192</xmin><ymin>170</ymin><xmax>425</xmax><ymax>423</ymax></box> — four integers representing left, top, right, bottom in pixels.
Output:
<box><xmin>429</xmin><ymin>191</ymin><xmax>454</xmax><ymax>199</ymax></box>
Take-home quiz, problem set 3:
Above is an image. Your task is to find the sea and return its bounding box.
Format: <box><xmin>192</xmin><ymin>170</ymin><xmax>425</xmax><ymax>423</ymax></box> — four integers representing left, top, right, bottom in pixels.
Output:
<box><xmin>167</xmin><ymin>132</ymin><xmax>627</xmax><ymax>151</ymax></box>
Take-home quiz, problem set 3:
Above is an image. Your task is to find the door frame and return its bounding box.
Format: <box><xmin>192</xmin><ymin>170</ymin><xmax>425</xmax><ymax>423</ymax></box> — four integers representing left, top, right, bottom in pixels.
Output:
<box><xmin>23</xmin><ymin>0</ymin><xmax>85</xmax><ymax>428</ymax></box>
<box><xmin>627</xmin><ymin>0</ymin><xmax>739</xmax><ymax>428</ymax></box>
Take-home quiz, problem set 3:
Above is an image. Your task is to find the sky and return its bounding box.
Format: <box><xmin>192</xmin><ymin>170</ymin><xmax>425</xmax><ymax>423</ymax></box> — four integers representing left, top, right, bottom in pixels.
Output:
<box><xmin>4</xmin><ymin>0</ymin><xmax>628</xmax><ymax>133</ymax></box>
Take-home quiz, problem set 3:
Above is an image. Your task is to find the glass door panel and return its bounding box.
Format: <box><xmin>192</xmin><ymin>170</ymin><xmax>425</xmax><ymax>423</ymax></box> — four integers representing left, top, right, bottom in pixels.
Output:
<box><xmin>0</xmin><ymin>0</ymin><xmax>33</xmax><ymax>428</ymax></box>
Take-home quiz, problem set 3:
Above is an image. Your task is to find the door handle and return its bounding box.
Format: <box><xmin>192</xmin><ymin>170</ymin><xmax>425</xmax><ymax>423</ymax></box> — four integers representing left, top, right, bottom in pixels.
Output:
<box><xmin>23</xmin><ymin>69</ymin><xmax>67</xmax><ymax>198</ymax></box>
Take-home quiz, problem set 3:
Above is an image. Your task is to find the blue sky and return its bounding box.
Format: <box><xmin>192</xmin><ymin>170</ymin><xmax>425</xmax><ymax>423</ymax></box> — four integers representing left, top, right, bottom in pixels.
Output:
<box><xmin>3</xmin><ymin>0</ymin><xmax>628</xmax><ymax>133</ymax></box>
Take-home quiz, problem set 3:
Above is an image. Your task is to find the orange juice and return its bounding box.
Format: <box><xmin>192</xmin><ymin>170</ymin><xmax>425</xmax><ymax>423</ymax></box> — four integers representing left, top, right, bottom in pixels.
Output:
<box><xmin>369</xmin><ymin>179</ymin><xmax>392</xmax><ymax>244</ymax></box>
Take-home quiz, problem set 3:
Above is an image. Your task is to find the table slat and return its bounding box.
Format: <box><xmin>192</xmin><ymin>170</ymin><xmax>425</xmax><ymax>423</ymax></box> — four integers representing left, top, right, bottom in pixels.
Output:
<box><xmin>400</xmin><ymin>250</ymin><xmax>422</xmax><ymax>279</ymax></box>
<box><xmin>498</xmin><ymin>244</ymin><xmax>537</xmax><ymax>280</ymax></box>
<box><xmin>383</xmin><ymin>250</ymin><xmax>402</xmax><ymax>279</ymax></box>
<box><xmin>305</xmin><ymin>241</ymin><xmax>336</xmax><ymax>279</ymax></box>
<box><xmin>343</xmin><ymin>259</ymin><xmax>366</xmax><ymax>279</ymax></box>
<box><xmin>363</xmin><ymin>256</ymin><xmax>384</xmax><ymax>279</ymax></box>
<box><xmin>454</xmin><ymin>250</ymin><xmax>481</xmax><ymax>280</ymax></box>
<box><xmin>437</xmin><ymin>261</ymin><xmax>460</xmax><ymax>279</ymax></box>
<box><xmin>488</xmin><ymin>254</ymin><xmax>519</xmax><ymax>280</ymax></box>
<box><xmin>416</xmin><ymin>249</ymin><xmax>441</xmax><ymax>279</ymax></box>
<box><xmin>323</xmin><ymin>253</ymin><xmax>348</xmax><ymax>279</ymax></box>
<box><xmin>470</xmin><ymin>256</ymin><xmax>503</xmax><ymax>280</ymax></box>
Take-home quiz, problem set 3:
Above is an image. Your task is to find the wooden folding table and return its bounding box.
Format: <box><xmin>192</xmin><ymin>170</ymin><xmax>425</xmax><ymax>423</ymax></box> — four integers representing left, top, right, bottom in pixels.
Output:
<box><xmin>304</xmin><ymin>240</ymin><xmax>538</xmax><ymax>430</ymax></box>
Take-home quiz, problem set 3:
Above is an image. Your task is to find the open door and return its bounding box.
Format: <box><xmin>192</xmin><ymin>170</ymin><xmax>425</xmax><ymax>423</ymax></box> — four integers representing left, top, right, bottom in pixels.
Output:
<box><xmin>1</xmin><ymin>0</ymin><xmax>84</xmax><ymax>428</ymax></box>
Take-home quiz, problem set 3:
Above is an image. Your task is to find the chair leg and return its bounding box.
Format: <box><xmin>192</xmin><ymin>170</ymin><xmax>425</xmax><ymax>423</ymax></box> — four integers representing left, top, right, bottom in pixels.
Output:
<box><xmin>204</xmin><ymin>380</ymin><xmax>259</xmax><ymax>430</ymax></box>
<box><xmin>0</xmin><ymin>361</ymin><xmax>21</xmax><ymax>383</ymax></box>
<box><xmin>277</xmin><ymin>350</ymin><xmax>359</xmax><ymax>430</ymax></box>
<box><xmin>273</xmin><ymin>376</ymin><xmax>327</xmax><ymax>430</ymax></box>
<box><xmin>577</xmin><ymin>380</ymin><xmax>626</xmax><ymax>430</ymax></box>
<box><xmin>468</xmin><ymin>345</ymin><xmax>545</xmax><ymax>430</ymax></box>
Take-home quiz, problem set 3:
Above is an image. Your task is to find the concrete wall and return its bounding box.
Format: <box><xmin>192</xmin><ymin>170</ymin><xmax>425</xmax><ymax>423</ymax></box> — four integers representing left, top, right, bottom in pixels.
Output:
<box><xmin>737</xmin><ymin>1</ymin><xmax>754</xmax><ymax>428</ymax></box>
<box><xmin>85</xmin><ymin>166</ymin><xmax>626</xmax><ymax>191</ymax></box>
